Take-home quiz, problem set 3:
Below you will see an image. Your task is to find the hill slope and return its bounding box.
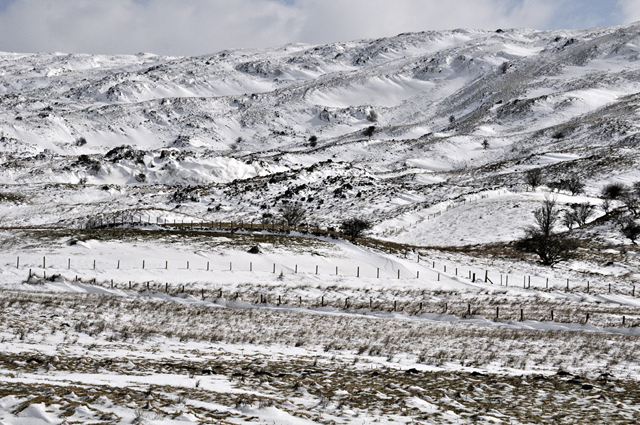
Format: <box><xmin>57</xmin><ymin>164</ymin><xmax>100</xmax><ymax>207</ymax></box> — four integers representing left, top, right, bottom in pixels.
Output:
<box><xmin>1</xmin><ymin>23</ymin><xmax>640</xmax><ymax>237</ymax></box>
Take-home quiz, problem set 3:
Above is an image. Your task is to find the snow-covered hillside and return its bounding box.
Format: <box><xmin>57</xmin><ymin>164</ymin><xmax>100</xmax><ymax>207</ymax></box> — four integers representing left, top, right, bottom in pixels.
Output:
<box><xmin>2</xmin><ymin>23</ymin><xmax>640</xmax><ymax>231</ymax></box>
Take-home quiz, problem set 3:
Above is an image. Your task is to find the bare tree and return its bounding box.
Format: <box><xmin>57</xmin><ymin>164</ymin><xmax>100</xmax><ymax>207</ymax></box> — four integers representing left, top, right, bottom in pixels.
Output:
<box><xmin>516</xmin><ymin>197</ymin><xmax>578</xmax><ymax>266</ymax></box>
<box><xmin>482</xmin><ymin>139</ymin><xmax>490</xmax><ymax>150</ymax></box>
<box><xmin>366</xmin><ymin>109</ymin><xmax>378</xmax><ymax>122</ymax></box>
<box><xmin>622</xmin><ymin>192</ymin><xmax>640</xmax><ymax>217</ymax></box>
<box><xmin>564</xmin><ymin>175</ymin><xmax>585</xmax><ymax>196</ymax></box>
<box><xmin>570</xmin><ymin>203</ymin><xmax>596</xmax><ymax>227</ymax></box>
<box><xmin>562</xmin><ymin>211</ymin><xmax>576</xmax><ymax>231</ymax></box>
<box><xmin>279</xmin><ymin>202</ymin><xmax>307</xmax><ymax>227</ymax></box>
<box><xmin>534</xmin><ymin>196</ymin><xmax>559</xmax><ymax>237</ymax></box>
<box><xmin>524</xmin><ymin>168</ymin><xmax>544</xmax><ymax>190</ymax></box>
<box><xmin>340</xmin><ymin>218</ymin><xmax>372</xmax><ymax>242</ymax></box>
<box><xmin>621</xmin><ymin>219</ymin><xmax>640</xmax><ymax>245</ymax></box>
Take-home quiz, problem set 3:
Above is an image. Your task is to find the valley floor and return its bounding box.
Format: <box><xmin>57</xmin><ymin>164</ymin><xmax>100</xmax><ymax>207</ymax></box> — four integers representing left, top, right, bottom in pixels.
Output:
<box><xmin>1</xmin><ymin>228</ymin><xmax>640</xmax><ymax>424</ymax></box>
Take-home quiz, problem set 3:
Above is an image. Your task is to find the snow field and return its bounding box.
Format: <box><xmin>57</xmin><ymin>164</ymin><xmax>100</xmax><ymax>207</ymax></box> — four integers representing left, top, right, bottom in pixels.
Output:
<box><xmin>2</xmin><ymin>288</ymin><xmax>640</xmax><ymax>424</ymax></box>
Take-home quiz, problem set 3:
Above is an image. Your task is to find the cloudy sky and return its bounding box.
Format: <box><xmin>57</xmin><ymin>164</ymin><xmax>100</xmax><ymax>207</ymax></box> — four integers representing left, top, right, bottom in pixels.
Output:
<box><xmin>0</xmin><ymin>0</ymin><xmax>637</xmax><ymax>56</ymax></box>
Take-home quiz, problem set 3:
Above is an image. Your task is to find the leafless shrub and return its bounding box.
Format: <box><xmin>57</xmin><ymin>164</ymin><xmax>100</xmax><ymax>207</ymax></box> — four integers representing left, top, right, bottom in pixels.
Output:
<box><xmin>517</xmin><ymin>197</ymin><xmax>578</xmax><ymax>265</ymax></box>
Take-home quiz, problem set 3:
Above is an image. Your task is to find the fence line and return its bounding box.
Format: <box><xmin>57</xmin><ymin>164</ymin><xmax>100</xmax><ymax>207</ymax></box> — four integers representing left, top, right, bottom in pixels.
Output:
<box><xmin>381</xmin><ymin>189</ymin><xmax>507</xmax><ymax>237</ymax></box>
<box><xmin>12</xmin><ymin>253</ymin><xmax>635</xmax><ymax>297</ymax></box>
<box><xmin>22</xmin><ymin>271</ymin><xmax>639</xmax><ymax>329</ymax></box>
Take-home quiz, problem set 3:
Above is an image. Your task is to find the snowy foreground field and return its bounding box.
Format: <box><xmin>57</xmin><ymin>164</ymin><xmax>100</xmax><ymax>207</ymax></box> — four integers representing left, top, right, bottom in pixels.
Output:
<box><xmin>2</xmin><ymin>227</ymin><xmax>640</xmax><ymax>424</ymax></box>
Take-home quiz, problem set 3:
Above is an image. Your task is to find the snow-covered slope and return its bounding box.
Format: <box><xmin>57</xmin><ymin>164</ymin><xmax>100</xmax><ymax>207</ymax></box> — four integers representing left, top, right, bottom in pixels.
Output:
<box><xmin>2</xmin><ymin>23</ymin><xmax>640</xmax><ymax>233</ymax></box>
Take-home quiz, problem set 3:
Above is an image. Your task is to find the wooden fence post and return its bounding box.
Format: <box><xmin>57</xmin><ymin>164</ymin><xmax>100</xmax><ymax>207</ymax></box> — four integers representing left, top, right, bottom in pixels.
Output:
<box><xmin>43</xmin><ymin>256</ymin><xmax>46</xmax><ymax>268</ymax></box>
<box><xmin>398</xmin><ymin>270</ymin><xmax>400</xmax><ymax>279</ymax></box>
<box><xmin>207</xmin><ymin>261</ymin><xmax>209</xmax><ymax>271</ymax></box>
<box><xmin>273</xmin><ymin>263</ymin><xmax>276</xmax><ymax>273</ymax></box>
<box><xmin>377</xmin><ymin>268</ymin><xmax>380</xmax><ymax>278</ymax></box>
<box><xmin>496</xmin><ymin>306</ymin><xmax>499</xmax><ymax>320</ymax></box>
<box><xmin>295</xmin><ymin>265</ymin><xmax>298</xmax><ymax>273</ymax></box>
<box><xmin>68</xmin><ymin>259</ymin><xmax>71</xmax><ymax>270</ymax></box>
<box><xmin>520</xmin><ymin>309</ymin><xmax>524</xmax><ymax>322</ymax></box>
<box><xmin>416</xmin><ymin>271</ymin><xmax>419</xmax><ymax>278</ymax></box>
<box><xmin>187</xmin><ymin>261</ymin><xmax>189</xmax><ymax>270</ymax></box>
<box><xmin>142</xmin><ymin>260</ymin><xmax>145</xmax><ymax>270</ymax></box>
<box><xmin>16</xmin><ymin>257</ymin><xmax>19</xmax><ymax>268</ymax></box>
<box><xmin>250</xmin><ymin>262</ymin><xmax>253</xmax><ymax>272</ymax></box>
<box><xmin>336</xmin><ymin>266</ymin><xmax>338</xmax><ymax>276</ymax></box>
<box><xmin>230</xmin><ymin>262</ymin><xmax>232</xmax><ymax>271</ymax></box>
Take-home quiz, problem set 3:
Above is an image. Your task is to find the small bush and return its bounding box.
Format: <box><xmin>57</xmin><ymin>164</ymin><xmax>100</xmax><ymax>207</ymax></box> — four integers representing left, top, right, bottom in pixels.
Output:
<box><xmin>524</xmin><ymin>168</ymin><xmax>544</xmax><ymax>189</ymax></box>
<box><xmin>279</xmin><ymin>202</ymin><xmax>307</xmax><ymax>226</ymax></box>
<box><xmin>363</xmin><ymin>126</ymin><xmax>376</xmax><ymax>138</ymax></box>
<box><xmin>601</xmin><ymin>182</ymin><xmax>628</xmax><ymax>200</ymax></box>
<box><xmin>340</xmin><ymin>218</ymin><xmax>372</xmax><ymax>242</ymax></box>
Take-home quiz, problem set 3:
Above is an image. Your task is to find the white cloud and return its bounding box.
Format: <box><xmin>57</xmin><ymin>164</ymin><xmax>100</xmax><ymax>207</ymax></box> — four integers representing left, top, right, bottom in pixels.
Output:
<box><xmin>0</xmin><ymin>0</ymin><xmax>617</xmax><ymax>56</ymax></box>
<box><xmin>292</xmin><ymin>0</ymin><xmax>564</xmax><ymax>44</ymax></box>
<box><xmin>617</xmin><ymin>0</ymin><xmax>640</xmax><ymax>24</ymax></box>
